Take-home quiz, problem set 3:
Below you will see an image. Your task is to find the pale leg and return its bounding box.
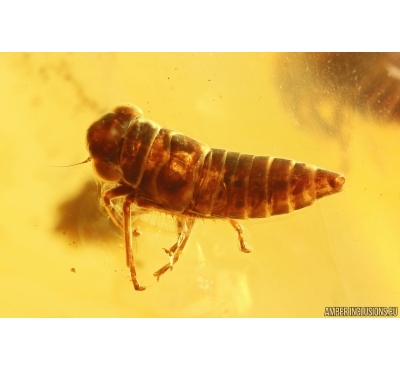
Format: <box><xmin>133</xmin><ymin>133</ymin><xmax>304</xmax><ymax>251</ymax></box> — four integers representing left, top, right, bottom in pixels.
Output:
<box><xmin>123</xmin><ymin>193</ymin><xmax>146</xmax><ymax>291</ymax></box>
<box><xmin>102</xmin><ymin>185</ymin><xmax>133</xmax><ymax>228</ymax></box>
<box><xmin>153</xmin><ymin>217</ymin><xmax>195</xmax><ymax>281</ymax></box>
<box><xmin>229</xmin><ymin>219</ymin><xmax>252</xmax><ymax>253</ymax></box>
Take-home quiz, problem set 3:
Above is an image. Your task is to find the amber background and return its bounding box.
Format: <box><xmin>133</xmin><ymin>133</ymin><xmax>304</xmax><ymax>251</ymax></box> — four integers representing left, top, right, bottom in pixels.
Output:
<box><xmin>0</xmin><ymin>53</ymin><xmax>399</xmax><ymax>317</ymax></box>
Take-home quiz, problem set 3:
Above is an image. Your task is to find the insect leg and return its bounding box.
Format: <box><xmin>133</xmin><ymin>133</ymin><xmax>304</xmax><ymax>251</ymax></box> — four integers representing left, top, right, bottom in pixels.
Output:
<box><xmin>123</xmin><ymin>193</ymin><xmax>146</xmax><ymax>291</ymax></box>
<box><xmin>153</xmin><ymin>217</ymin><xmax>195</xmax><ymax>281</ymax></box>
<box><xmin>229</xmin><ymin>219</ymin><xmax>253</xmax><ymax>253</ymax></box>
<box><xmin>102</xmin><ymin>185</ymin><xmax>134</xmax><ymax>228</ymax></box>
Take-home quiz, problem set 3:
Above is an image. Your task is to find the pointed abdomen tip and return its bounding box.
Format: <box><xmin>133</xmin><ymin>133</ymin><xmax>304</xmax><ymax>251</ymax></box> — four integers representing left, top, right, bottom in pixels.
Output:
<box><xmin>335</xmin><ymin>174</ymin><xmax>345</xmax><ymax>190</ymax></box>
<box><xmin>315</xmin><ymin>170</ymin><xmax>345</xmax><ymax>199</ymax></box>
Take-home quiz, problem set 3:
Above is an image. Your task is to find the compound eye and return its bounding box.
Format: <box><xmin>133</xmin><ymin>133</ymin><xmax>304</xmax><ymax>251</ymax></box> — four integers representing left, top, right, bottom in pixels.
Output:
<box><xmin>92</xmin><ymin>158</ymin><xmax>122</xmax><ymax>182</ymax></box>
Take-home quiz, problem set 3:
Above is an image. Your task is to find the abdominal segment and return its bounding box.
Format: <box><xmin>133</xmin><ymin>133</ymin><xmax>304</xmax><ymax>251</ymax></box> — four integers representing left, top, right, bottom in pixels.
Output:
<box><xmin>189</xmin><ymin>149</ymin><xmax>345</xmax><ymax>219</ymax></box>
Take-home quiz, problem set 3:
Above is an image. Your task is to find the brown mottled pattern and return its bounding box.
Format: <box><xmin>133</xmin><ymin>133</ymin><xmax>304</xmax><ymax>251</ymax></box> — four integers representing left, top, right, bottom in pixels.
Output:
<box><xmin>190</xmin><ymin>149</ymin><xmax>227</xmax><ymax>216</ymax></box>
<box><xmin>139</xmin><ymin>128</ymin><xmax>172</xmax><ymax>202</ymax></box>
<box><xmin>87</xmin><ymin>111</ymin><xmax>132</xmax><ymax>182</ymax></box>
<box><xmin>156</xmin><ymin>133</ymin><xmax>209</xmax><ymax>212</ymax></box>
<box><xmin>192</xmin><ymin>151</ymin><xmax>212</xmax><ymax>202</ymax></box>
<box><xmin>211</xmin><ymin>151</ymin><xmax>240</xmax><ymax>217</ymax></box>
<box><xmin>226</xmin><ymin>154</ymin><xmax>254</xmax><ymax>218</ymax></box>
<box><xmin>247</xmin><ymin>156</ymin><xmax>271</xmax><ymax>218</ymax></box>
<box><xmin>87</xmin><ymin>113</ymin><xmax>128</xmax><ymax>164</ymax></box>
<box><xmin>120</xmin><ymin>120</ymin><xmax>160</xmax><ymax>187</ymax></box>
<box><xmin>289</xmin><ymin>163</ymin><xmax>316</xmax><ymax>210</ymax></box>
<box><xmin>267</xmin><ymin>158</ymin><xmax>294</xmax><ymax>215</ymax></box>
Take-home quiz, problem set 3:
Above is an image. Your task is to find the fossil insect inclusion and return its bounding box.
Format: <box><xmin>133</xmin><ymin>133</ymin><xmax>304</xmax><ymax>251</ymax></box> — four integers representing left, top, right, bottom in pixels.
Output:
<box><xmin>86</xmin><ymin>105</ymin><xmax>345</xmax><ymax>291</ymax></box>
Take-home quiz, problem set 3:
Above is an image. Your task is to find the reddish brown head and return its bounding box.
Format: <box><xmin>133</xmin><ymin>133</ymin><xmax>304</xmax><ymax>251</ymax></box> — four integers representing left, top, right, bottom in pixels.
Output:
<box><xmin>86</xmin><ymin>106</ymin><xmax>142</xmax><ymax>182</ymax></box>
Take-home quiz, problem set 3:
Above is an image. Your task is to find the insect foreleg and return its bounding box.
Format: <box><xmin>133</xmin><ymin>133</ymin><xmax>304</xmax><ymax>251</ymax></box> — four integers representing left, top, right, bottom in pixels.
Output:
<box><xmin>153</xmin><ymin>217</ymin><xmax>196</xmax><ymax>281</ymax></box>
<box><xmin>229</xmin><ymin>219</ymin><xmax>252</xmax><ymax>253</ymax></box>
<box><xmin>123</xmin><ymin>193</ymin><xmax>146</xmax><ymax>291</ymax></box>
<box><xmin>102</xmin><ymin>184</ymin><xmax>134</xmax><ymax>228</ymax></box>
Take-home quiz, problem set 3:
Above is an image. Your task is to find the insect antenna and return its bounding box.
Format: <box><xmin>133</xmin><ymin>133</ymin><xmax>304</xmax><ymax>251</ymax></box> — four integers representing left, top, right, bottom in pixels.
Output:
<box><xmin>50</xmin><ymin>157</ymin><xmax>92</xmax><ymax>167</ymax></box>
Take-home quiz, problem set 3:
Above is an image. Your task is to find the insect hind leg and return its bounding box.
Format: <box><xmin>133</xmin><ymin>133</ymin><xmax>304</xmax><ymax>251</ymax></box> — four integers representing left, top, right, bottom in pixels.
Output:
<box><xmin>122</xmin><ymin>193</ymin><xmax>146</xmax><ymax>291</ymax></box>
<box><xmin>102</xmin><ymin>184</ymin><xmax>133</xmax><ymax>228</ymax></box>
<box><xmin>229</xmin><ymin>219</ymin><xmax>252</xmax><ymax>253</ymax></box>
<box><xmin>153</xmin><ymin>217</ymin><xmax>195</xmax><ymax>281</ymax></box>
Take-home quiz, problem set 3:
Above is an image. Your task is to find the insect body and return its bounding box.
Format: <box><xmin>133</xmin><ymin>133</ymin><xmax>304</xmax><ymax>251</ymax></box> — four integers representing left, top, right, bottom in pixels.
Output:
<box><xmin>87</xmin><ymin>106</ymin><xmax>345</xmax><ymax>291</ymax></box>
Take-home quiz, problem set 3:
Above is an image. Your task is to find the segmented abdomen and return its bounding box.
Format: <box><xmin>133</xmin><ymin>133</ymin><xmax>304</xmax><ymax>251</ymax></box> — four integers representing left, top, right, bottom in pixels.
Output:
<box><xmin>119</xmin><ymin>120</ymin><xmax>344</xmax><ymax>220</ymax></box>
<box><xmin>190</xmin><ymin>149</ymin><xmax>345</xmax><ymax>219</ymax></box>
